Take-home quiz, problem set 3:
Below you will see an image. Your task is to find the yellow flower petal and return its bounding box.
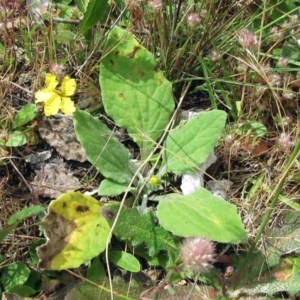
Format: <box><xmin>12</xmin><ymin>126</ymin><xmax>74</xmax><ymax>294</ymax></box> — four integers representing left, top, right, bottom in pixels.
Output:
<box><xmin>35</xmin><ymin>90</ymin><xmax>58</xmax><ymax>103</ymax></box>
<box><xmin>44</xmin><ymin>96</ymin><xmax>61</xmax><ymax>116</ymax></box>
<box><xmin>61</xmin><ymin>76</ymin><xmax>76</xmax><ymax>96</ymax></box>
<box><xmin>45</xmin><ymin>74</ymin><xmax>58</xmax><ymax>90</ymax></box>
<box><xmin>60</xmin><ymin>97</ymin><xmax>76</xmax><ymax>115</ymax></box>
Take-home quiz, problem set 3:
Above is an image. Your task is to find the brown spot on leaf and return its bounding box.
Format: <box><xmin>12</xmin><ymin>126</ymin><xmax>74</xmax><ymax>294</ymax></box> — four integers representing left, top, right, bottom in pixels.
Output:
<box><xmin>101</xmin><ymin>207</ymin><xmax>115</xmax><ymax>220</ymax></box>
<box><xmin>119</xmin><ymin>92</ymin><xmax>125</xmax><ymax>99</ymax></box>
<box><xmin>76</xmin><ymin>205</ymin><xmax>89</xmax><ymax>213</ymax></box>
<box><xmin>109</xmin><ymin>60</ymin><xmax>114</xmax><ymax>66</ymax></box>
<box><xmin>127</xmin><ymin>46</ymin><xmax>140</xmax><ymax>59</ymax></box>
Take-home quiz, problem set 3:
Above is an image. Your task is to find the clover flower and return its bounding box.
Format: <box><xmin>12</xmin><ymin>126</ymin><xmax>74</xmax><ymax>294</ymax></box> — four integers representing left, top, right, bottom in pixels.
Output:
<box><xmin>278</xmin><ymin>133</ymin><xmax>294</xmax><ymax>150</ymax></box>
<box><xmin>238</xmin><ymin>28</ymin><xmax>258</xmax><ymax>50</ymax></box>
<box><xmin>35</xmin><ymin>73</ymin><xmax>76</xmax><ymax>116</ymax></box>
<box><xmin>179</xmin><ymin>237</ymin><xmax>216</xmax><ymax>274</ymax></box>
<box><xmin>187</xmin><ymin>12</ymin><xmax>201</xmax><ymax>27</ymax></box>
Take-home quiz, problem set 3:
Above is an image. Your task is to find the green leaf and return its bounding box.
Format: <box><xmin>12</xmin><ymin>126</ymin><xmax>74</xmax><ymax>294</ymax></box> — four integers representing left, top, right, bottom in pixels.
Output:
<box><xmin>25</xmin><ymin>269</ymin><xmax>41</xmax><ymax>292</ymax></box>
<box><xmin>36</xmin><ymin>192</ymin><xmax>111</xmax><ymax>270</ymax></box>
<box><xmin>0</xmin><ymin>223</ymin><xmax>18</xmax><ymax>244</ymax></box>
<box><xmin>98</xmin><ymin>179</ymin><xmax>136</xmax><ymax>196</ymax></box>
<box><xmin>86</xmin><ymin>256</ymin><xmax>106</xmax><ymax>283</ymax></box>
<box><xmin>264</xmin><ymin>211</ymin><xmax>300</xmax><ymax>268</ymax></box>
<box><xmin>8</xmin><ymin>205</ymin><xmax>44</xmax><ymax>225</ymax></box>
<box><xmin>240</xmin><ymin>266</ymin><xmax>300</xmax><ymax>297</ymax></box>
<box><xmin>0</xmin><ymin>131</ymin><xmax>27</xmax><ymax>147</ymax></box>
<box><xmin>29</xmin><ymin>239</ymin><xmax>46</xmax><ymax>266</ymax></box>
<box><xmin>74</xmin><ymin>110</ymin><xmax>136</xmax><ymax>184</ymax></box>
<box><xmin>101</xmin><ymin>203</ymin><xmax>178</xmax><ymax>257</ymax></box>
<box><xmin>9</xmin><ymin>285</ymin><xmax>37</xmax><ymax>297</ymax></box>
<box><xmin>55</xmin><ymin>30</ymin><xmax>76</xmax><ymax>42</ymax></box>
<box><xmin>100</xmin><ymin>27</ymin><xmax>175</xmax><ymax>158</ymax></box>
<box><xmin>0</xmin><ymin>205</ymin><xmax>44</xmax><ymax>244</ymax></box>
<box><xmin>235</xmin><ymin>120</ymin><xmax>267</xmax><ymax>138</ymax></box>
<box><xmin>281</xmin><ymin>38</ymin><xmax>300</xmax><ymax>66</ymax></box>
<box><xmin>75</xmin><ymin>0</ymin><xmax>89</xmax><ymax>12</ymax></box>
<box><xmin>134</xmin><ymin>246</ymin><xmax>169</xmax><ymax>267</ymax></box>
<box><xmin>87</xmin><ymin>257</ymin><xmax>106</xmax><ymax>282</ymax></box>
<box><xmin>160</xmin><ymin>111</ymin><xmax>226</xmax><ymax>175</ymax></box>
<box><xmin>108</xmin><ymin>250</ymin><xmax>140</xmax><ymax>273</ymax></box>
<box><xmin>77</xmin><ymin>0</ymin><xmax>109</xmax><ymax>36</ymax></box>
<box><xmin>1</xmin><ymin>262</ymin><xmax>31</xmax><ymax>291</ymax></box>
<box><xmin>12</xmin><ymin>103</ymin><xmax>38</xmax><ymax>129</ymax></box>
<box><xmin>156</xmin><ymin>188</ymin><xmax>247</xmax><ymax>244</ymax></box>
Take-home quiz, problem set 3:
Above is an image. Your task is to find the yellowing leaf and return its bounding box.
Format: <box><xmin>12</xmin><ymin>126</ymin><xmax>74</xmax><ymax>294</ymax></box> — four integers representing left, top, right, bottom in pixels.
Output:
<box><xmin>37</xmin><ymin>192</ymin><xmax>111</xmax><ymax>270</ymax></box>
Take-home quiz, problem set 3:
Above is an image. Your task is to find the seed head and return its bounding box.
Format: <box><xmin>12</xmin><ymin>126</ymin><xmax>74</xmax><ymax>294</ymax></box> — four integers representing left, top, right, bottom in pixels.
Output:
<box><xmin>278</xmin><ymin>57</ymin><xmax>289</xmax><ymax>67</ymax></box>
<box><xmin>282</xmin><ymin>116</ymin><xmax>292</xmax><ymax>126</ymax></box>
<box><xmin>289</xmin><ymin>14</ymin><xmax>298</xmax><ymax>25</ymax></box>
<box><xmin>236</xmin><ymin>61</ymin><xmax>248</xmax><ymax>73</ymax></box>
<box><xmin>282</xmin><ymin>89</ymin><xmax>295</xmax><ymax>100</ymax></box>
<box><xmin>282</xmin><ymin>20</ymin><xmax>292</xmax><ymax>29</ymax></box>
<box><xmin>209</xmin><ymin>49</ymin><xmax>221</xmax><ymax>61</ymax></box>
<box><xmin>179</xmin><ymin>237</ymin><xmax>216</xmax><ymax>274</ymax></box>
<box><xmin>267</xmin><ymin>73</ymin><xmax>282</xmax><ymax>87</ymax></box>
<box><xmin>269</xmin><ymin>26</ymin><xmax>284</xmax><ymax>41</ymax></box>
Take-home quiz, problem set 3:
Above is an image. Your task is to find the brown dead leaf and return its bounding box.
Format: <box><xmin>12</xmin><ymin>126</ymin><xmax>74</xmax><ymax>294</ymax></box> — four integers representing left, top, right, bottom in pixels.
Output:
<box><xmin>31</xmin><ymin>163</ymin><xmax>81</xmax><ymax>198</ymax></box>
<box><xmin>38</xmin><ymin>117</ymin><xmax>87</xmax><ymax>162</ymax></box>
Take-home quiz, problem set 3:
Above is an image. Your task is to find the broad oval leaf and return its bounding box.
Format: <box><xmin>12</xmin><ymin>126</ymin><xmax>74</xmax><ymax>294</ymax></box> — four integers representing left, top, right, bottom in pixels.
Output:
<box><xmin>87</xmin><ymin>257</ymin><xmax>106</xmax><ymax>282</ymax></box>
<box><xmin>98</xmin><ymin>179</ymin><xmax>136</xmax><ymax>196</ymax></box>
<box><xmin>108</xmin><ymin>250</ymin><xmax>140</xmax><ymax>273</ymax></box>
<box><xmin>74</xmin><ymin>110</ymin><xmax>136</xmax><ymax>184</ymax></box>
<box><xmin>156</xmin><ymin>188</ymin><xmax>247</xmax><ymax>244</ymax></box>
<box><xmin>36</xmin><ymin>192</ymin><xmax>111</xmax><ymax>270</ymax></box>
<box><xmin>100</xmin><ymin>27</ymin><xmax>175</xmax><ymax>158</ymax></box>
<box><xmin>160</xmin><ymin>110</ymin><xmax>226</xmax><ymax>175</ymax></box>
<box><xmin>13</xmin><ymin>103</ymin><xmax>38</xmax><ymax>129</ymax></box>
<box><xmin>1</xmin><ymin>262</ymin><xmax>31</xmax><ymax>291</ymax></box>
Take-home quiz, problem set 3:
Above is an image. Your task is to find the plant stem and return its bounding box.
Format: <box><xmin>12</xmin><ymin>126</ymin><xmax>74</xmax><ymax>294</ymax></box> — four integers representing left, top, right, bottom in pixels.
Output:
<box><xmin>229</xmin><ymin>137</ymin><xmax>300</xmax><ymax>290</ymax></box>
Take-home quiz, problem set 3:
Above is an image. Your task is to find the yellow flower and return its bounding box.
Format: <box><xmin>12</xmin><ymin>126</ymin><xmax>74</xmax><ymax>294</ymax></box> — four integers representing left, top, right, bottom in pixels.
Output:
<box><xmin>35</xmin><ymin>74</ymin><xmax>76</xmax><ymax>116</ymax></box>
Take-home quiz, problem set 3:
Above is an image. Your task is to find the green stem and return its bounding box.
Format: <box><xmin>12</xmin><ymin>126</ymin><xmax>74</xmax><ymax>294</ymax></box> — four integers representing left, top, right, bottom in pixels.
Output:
<box><xmin>230</xmin><ymin>137</ymin><xmax>300</xmax><ymax>290</ymax></box>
